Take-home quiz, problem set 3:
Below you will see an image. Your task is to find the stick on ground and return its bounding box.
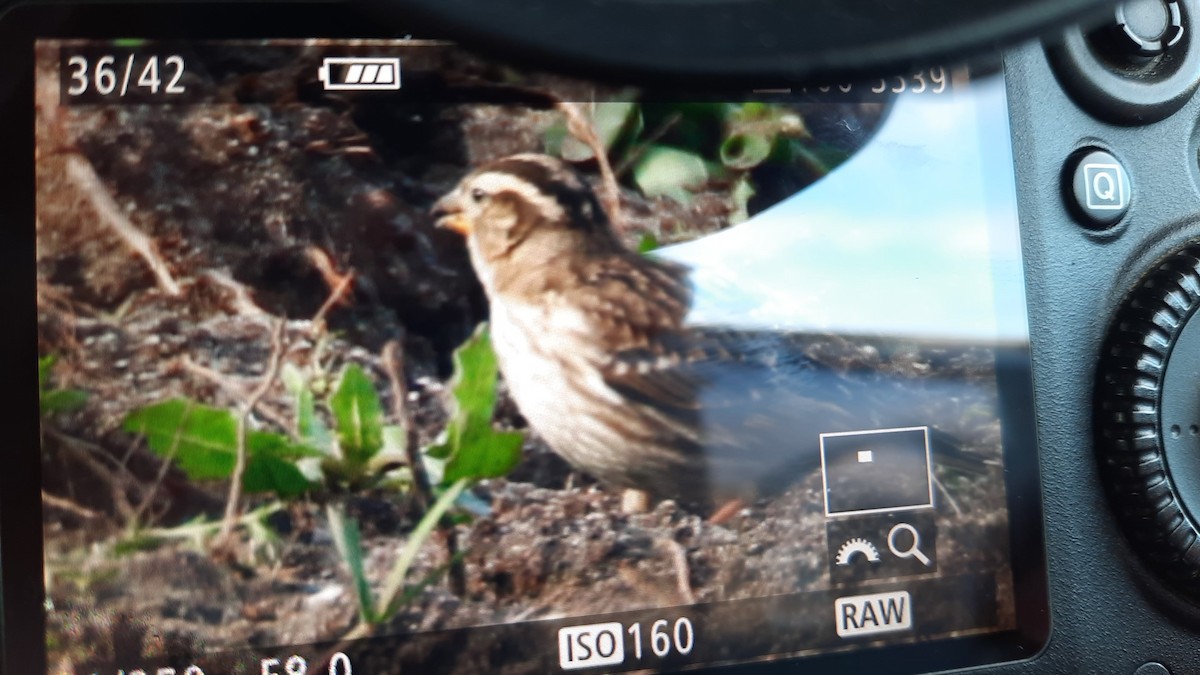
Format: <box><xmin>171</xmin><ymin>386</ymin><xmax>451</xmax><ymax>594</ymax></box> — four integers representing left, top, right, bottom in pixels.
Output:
<box><xmin>382</xmin><ymin>339</ymin><xmax>467</xmax><ymax>597</ymax></box>
<box><xmin>177</xmin><ymin>355</ymin><xmax>294</xmax><ymax>433</ymax></box>
<box><xmin>307</xmin><ymin>246</ymin><xmax>356</xmax><ymax>332</ymax></box>
<box><xmin>42</xmin><ymin>490</ymin><xmax>102</xmax><ymax>521</ymax></box>
<box><xmin>215</xmin><ymin>319</ymin><xmax>287</xmax><ymax>550</ymax></box>
<box><xmin>64</xmin><ymin>154</ymin><xmax>182</xmax><ymax>297</ymax></box>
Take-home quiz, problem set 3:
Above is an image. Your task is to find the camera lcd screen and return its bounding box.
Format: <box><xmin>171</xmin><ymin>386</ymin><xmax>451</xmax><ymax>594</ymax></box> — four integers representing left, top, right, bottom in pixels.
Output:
<box><xmin>22</xmin><ymin>22</ymin><xmax>1045</xmax><ymax>675</ymax></box>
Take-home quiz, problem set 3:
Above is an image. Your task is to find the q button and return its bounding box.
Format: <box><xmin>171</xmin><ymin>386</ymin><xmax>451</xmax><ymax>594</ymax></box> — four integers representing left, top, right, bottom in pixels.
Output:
<box><xmin>1067</xmin><ymin>148</ymin><xmax>1132</xmax><ymax>229</ymax></box>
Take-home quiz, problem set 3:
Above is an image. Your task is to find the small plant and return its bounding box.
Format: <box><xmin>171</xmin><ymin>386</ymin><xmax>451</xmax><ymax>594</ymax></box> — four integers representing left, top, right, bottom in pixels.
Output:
<box><xmin>39</xmin><ymin>355</ymin><xmax>88</xmax><ymax>416</ymax></box>
<box><xmin>287</xmin><ymin>361</ymin><xmax>411</xmax><ymax>491</ymax></box>
<box><xmin>117</xmin><ymin>348</ymin><xmax>410</xmax><ymax>560</ymax></box>
<box><xmin>329</xmin><ymin>323</ymin><xmax>524</xmax><ymax>630</ymax></box>
<box><xmin>423</xmin><ymin>323</ymin><xmax>524</xmax><ymax>487</ymax></box>
<box><xmin>122</xmin><ymin>356</ymin><xmax>420</xmax><ymax>500</ymax></box>
<box><xmin>544</xmin><ymin>100</ymin><xmax>840</xmax><ymax>223</ymax></box>
<box><xmin>120</xmin><ymin>323</ymin><xmax>523</xmax><ymax>628</ymax></box>
<box><xmin>123</xmin><ymin>399</ymin><xmax>320</xmax><ymax>499</ymax></box>
<box><xmin>128</xmin><ymin>502</ymin><xmax>286</xmax><ymax>561</ymax></box>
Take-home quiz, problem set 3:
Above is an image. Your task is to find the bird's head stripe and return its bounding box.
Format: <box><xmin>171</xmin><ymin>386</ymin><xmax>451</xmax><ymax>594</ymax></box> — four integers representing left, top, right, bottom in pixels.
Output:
<box><xmin>485</xmin><ymin>156</ymin><xmax>609</xmax><ymax>232</ymax></box>
<box><xmin>470</xmin><ymin>171</ymin><xmax>566</xmax><ymax>225</ymax></box>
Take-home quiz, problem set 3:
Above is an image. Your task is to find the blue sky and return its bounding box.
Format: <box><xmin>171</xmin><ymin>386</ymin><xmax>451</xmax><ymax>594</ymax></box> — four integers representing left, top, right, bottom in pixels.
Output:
<box><xmin>656</xmin><ymin>75</ymin><xmax>1030</xmax><ymax>345</ymax></box>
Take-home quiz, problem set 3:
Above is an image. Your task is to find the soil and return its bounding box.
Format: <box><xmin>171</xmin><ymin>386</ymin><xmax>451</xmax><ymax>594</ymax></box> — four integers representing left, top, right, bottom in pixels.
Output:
<box><xmin>33</xmin><ymin>41</ymin><xmax>1011</xmax><ymax>674</ymax></box>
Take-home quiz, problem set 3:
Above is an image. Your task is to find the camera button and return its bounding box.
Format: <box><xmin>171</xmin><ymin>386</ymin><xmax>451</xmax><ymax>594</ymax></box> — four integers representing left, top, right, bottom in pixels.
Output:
<box><xmin>1114</xmin><ymin>0</ymin><xmax>1184</xmax><ymax>57</ymax></box>
<box><xmin>1065</xmin><ymin>149</ymin><xmax>1132</xmax><ymax>229</ymax></box>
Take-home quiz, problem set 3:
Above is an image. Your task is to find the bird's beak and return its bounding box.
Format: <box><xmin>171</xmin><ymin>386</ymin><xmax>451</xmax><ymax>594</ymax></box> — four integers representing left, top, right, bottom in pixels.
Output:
<box><xmin>431</xmin><ymin>194</ymin><xmax>472</xmax><ymax>236</ymax></box>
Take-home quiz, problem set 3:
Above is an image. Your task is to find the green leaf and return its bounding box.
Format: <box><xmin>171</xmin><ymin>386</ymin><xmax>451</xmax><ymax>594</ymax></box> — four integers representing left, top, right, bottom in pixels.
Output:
<box><xmin>720</xmin><ymin>132</ymin><xmax>773</xmax><ymax>170</ymax></box>
<box><xmin>443</xmin><ymin>431</ymin><xmax>524</xmax><ymax>485</ymax></box>
<box><xmin>545</xmin><ymin>101</ymin><xmax>642</xmax><ymax>162</ymax></box>
<box><xmin>251</xmin><ymin>429</ymin><xmax>325</xmax><ymax>461</ymax></box>
<box><xmin>376</xmin><ymin>478</ymin><xmax>468</xmax><ymax>620</ymax></box>
<box><xmin>633</xmin><ymin>145</ymin><xmax>709</xmax><ymax>203</ymax></box>
<box><xmin>327</xmin><ymin>505</ymin><xmax>377</xmax><ymax>624</ymax></box>
<box><xmin>425</xmin><ymin>324</ymin><xmax>523</xmax><ymax>485</ymax></box>
<box><xmin>542</xmin><ymin>123</ymin><xmax>570</xmax><ymax>159</ymax></box>
<box><xmin>382</xmin><ymin>425</ymin><xmax>407</xmax><ymax>455</ymax></box>
<box><xmin>297</xmin><ymin>386</ymin><xmax>318</xmax><ymax>443</ymax></box>
<box><xmin>242</xmin><ymin>453</ymin><xmax>313</xmax><ymax>498</ymax></box>
<box><xmin>123</xmin><ymin>399</ymin><xmax>319</xmax><ymax>498</ymax></box>
<box><xmin>41</xmin><ymin>389</ymin><xmax>88</xmax><ymax>414</ymax></box>
<box><xmin>598</xmin><ymin>101</ymin><xmax>643</xmax><ymax>147</ymax></box>
<box><xmin>329</xmin><ymin>364</ymin><xmax>385</xmax><ymax>468</ymax></box>
<box><xmin>39</xmin><ymin>355</ymin><xmax>88</xmax><ymax>414</ymax></box>
<box><xmin>369</xmin><ymin>424</ymin><xmax>408</xmax><ymax>469</ymax></box>
<box><xmin>114</xmin><ymin>534</ymin><xmax>164</xmax><ymax>556</ymax></box>
<box><xmin>283</xmin><ymin>362</ymin><xmax>333</xmax><ymax>454</ymax></box>
<box><xmin>124</xmin><ymin>400</ymin><xmax>236</xmax><ymax>480</ymax></box>
<box><xmin>637</xmin><ymin>232</ymin><xmax>660</xmax><ymax>254</ymax></box>
<box><xmin>297</xmin><ymin>386</ymin><xmax>333</xmax><ymax>453</ymax></box>
<box><xmin>737</xmin><ymin>101</ymin><xmax>771</xmax><ymax>119</ymax></box>
<box><xmin>38</xmin><ymin>355</ymin><xmax>56</xmax><ymax>392</ymax></box>
<box><xmin>729</xmin><ymin>175</ymin><xmax>757</xmax><ymax>225</ymax></box>
<box><xmin>567</xmin><ymin>102</ymin><xmax>642</xmax><ymax>161</ymax></box>
<box><xmin>367</xmin><ymin>424</ymin><xmax>411</xmax><ymax>476</ymax></box>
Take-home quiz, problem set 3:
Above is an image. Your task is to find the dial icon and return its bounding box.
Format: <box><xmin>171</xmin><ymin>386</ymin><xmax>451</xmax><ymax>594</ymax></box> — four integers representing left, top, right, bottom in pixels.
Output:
<box><xmin>835</xmin><ymin>537</ymin><xmax>882</xmax><ymax>566</ymax></box>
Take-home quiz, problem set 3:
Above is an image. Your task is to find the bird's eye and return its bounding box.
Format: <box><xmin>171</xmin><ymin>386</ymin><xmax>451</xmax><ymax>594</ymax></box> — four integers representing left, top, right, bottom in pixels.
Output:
<box><xmin>471</xmin><ymin>188</ymin><xmax>486</xmax><ymax>203</ymax></box>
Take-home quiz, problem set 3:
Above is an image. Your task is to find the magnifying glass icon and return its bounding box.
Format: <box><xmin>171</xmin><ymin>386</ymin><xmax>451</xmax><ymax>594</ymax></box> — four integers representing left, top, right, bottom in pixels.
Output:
<box><xmin>887</xmin><ymin>523</ymin><xmax>932</xmax><ymax>567</ymax></box>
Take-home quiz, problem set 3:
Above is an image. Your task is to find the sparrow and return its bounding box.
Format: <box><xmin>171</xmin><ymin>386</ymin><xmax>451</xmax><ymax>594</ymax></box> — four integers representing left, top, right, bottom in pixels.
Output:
<box><xmin>432</xmin><ymin>153</ymin><xmax>975</xmax><ymax>512</ymax></box>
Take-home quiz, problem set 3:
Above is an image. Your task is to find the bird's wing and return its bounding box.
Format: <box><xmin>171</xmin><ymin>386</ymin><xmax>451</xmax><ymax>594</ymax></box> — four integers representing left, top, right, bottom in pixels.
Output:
<box><xmin>564</xmin><ymin>252</ymin><xmax>693</xmax><ymax>349</ymax></box>
<box><xmin>599</xmin><ymin>329</ymin><xmax>990</xmax><ymax>504</ymax></box>
<box><xmin>595</xmin><ymin>330</ymin><xmax>854</xmax><ymax>501</ymax></box>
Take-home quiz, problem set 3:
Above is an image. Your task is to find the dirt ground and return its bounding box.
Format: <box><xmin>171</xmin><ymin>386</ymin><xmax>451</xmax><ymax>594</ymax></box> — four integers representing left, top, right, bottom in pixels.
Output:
<box><xmin>33</xmin><ymin>42</ymin><xmax>1013</xmax><ymax>673</ymax></box>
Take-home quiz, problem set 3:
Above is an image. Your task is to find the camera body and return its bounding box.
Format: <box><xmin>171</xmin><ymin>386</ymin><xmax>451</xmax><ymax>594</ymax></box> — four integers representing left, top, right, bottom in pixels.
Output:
<box><xmin>996</xmin><ymin>32</ymin><xmax>1200</xmax><ymax>672</ymax></box>
<box><xmin>3</xmin><ymin>2</ymin><xmax>1200</xmax><ymax>673</ymax></box>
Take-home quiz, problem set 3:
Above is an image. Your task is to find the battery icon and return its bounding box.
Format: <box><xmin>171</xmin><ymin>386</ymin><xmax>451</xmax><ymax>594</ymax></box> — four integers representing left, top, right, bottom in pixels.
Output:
<box><xmin>318</xmin><ymin>57</ymin><xmax>401</xmax><ymax>91</ymax></box>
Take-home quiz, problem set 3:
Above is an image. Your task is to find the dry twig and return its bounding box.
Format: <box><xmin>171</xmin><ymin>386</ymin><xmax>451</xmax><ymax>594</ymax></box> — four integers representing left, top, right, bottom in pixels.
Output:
<box><xmin>215</xmin><ymin>319</ymin><xmax>287</xmax><ymax>549</ymax></box>
<box><xmin>176</xmin><ymin>355</ymin><xmax>294</xmax><ymax>432</ymax></box>
<box><xmin>307</xmin><ymin>247</ymin><xmax>356</xmax><ymax>331</ymax></box>
<box><xmin>557</xmin><ymin>101</ymin><xmax>624</xmax><ymax>232</ymax></box>
<box><xmin>36</xmin><ymin>281</ymin><xmax>88</xmax><ymax>358</ymax></box>
<box><xmin>657</xmin><ymin>537</ymin><xmax>696</xmax><ymax>604</ymax></box>
<box><xmin>381</xmin><ymin>339</ymin><xmax>432</xmax><ymax>512</ymax></box>
<box><xmin>381</xmin><ymin>339</ymin><xmax>466</xmax><ymax>597</ymax></box>
<box><xmin>130</xmin><ymin>407</ymin><xmax>188</xmax><ymax>528</ymax></box>
<box><xmin>45</xmin><ymin>427</ymin><xmax>138</xmax><ymax>522</ymax></box>
<box><xmin>42</xmin><ymin>490</ymin><xmax>102</xmax><ymax>520</ymax></box>
<box><xmin>63</xmin><ymin>154</ymin><xmax>182</xmax><ymax>296</ymax></box>
<box><xmin>201</xmin><ymin>270</ymin><xmax>271</xmax><ymax>319</ymax></box>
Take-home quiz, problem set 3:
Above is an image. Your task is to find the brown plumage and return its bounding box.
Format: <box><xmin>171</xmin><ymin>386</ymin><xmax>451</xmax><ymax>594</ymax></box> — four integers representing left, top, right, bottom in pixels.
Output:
<box><xmin>433</xmin><ymin>153</ymin><xmax>971</xmax><ymax>510</ymax></box>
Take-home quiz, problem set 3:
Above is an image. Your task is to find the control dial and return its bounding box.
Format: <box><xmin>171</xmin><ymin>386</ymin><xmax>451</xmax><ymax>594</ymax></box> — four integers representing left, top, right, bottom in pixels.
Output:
<box><xmin>1096</xmin><ymin>245</ymin><xmax>1200</xmax><ymax>599</ymax></box>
